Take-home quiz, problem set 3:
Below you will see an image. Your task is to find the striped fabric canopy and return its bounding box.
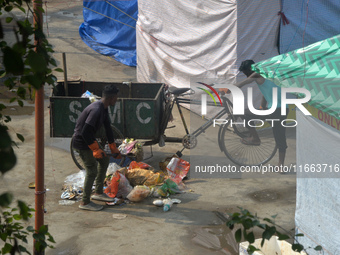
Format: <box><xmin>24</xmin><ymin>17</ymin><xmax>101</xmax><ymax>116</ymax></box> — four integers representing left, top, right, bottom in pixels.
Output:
<box><xmin>253</xmin><ymin>34</ymin><xmax>340</xmax><ymax>120</ymax></box>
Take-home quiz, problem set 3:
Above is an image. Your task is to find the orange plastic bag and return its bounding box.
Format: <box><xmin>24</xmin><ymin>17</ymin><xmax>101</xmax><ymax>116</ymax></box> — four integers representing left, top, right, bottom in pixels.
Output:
<box><xmin>104</xmin><ymin>172</ymin><xmax>120</xmax><ymax>198</ymax></box>
<box><xmin>129</xmin><ymin>161</ymin><xmax>151</xmax><ymax>170</ymax></box>
<box><xmin>166</xmin><ymin>158</ymin><xmax>190</xmax><ymax>184</ymax></box>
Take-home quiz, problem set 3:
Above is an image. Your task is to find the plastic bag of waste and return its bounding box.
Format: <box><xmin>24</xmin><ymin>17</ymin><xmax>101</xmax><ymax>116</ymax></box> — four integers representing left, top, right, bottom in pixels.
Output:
<box><xmin>116</xmin><ymin>173</ymin><xmax>133</xmax><ymax>199</ymax></box>
<box><xmin>166</xmin><ymin>157</ymin><xmax>190</xmax><ymax>184</ymax></box>
<box><xmin>106</xmin><ymin>162</ymin><xmax>120</xmax><ymax>176</ymax></box>
<box><xmin>126</xmin><ymin>168</ymin><xmax>164</xmax><ymax>186</ymax></box>
<box><xmin>157</xmin><ymin>178</ymin><xmax>182</xmax><ymax>197</ymax></box>
<box><xmin>64</xmin><ymin>170</ymin><xmax>86</xmax><ymax>190</ymax></box>
<box><xmin>126</xmin><ymin>185</ymin><xmax>150</xmax><ymax>202</ymax></box>
<box><xmin>104</xmin><ymin>172</ymin><xmax>121</xmax><ymax>198</ymax></box>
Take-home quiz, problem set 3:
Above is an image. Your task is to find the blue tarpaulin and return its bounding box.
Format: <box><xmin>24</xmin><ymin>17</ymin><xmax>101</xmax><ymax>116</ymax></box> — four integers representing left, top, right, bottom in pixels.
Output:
<box><xmin>79</xmin><ymin>0</ymin><xmax>138</xmax><ymax>66</ymax></box>
<box><xmin>279</xmin><ymin>0</ymin><xmax>340</xmax><ymax>54</ymax></box>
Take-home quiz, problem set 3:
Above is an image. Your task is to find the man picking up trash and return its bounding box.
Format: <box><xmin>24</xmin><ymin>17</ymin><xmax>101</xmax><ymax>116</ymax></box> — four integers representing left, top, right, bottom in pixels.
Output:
<box><xmin>72</xmin><ymin>85</ymin><xmax>122</xmax><ymax>211</ymax></box>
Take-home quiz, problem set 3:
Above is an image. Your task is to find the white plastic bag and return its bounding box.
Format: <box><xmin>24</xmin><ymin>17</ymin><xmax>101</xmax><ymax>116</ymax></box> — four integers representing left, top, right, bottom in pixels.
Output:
<box><xmin>106</xmin><ymin>162</ymin><xmax>120</xmax><ymax>176</ymax></box>
<box><xmin>116</xmin><ymin>173</ymin><xmax>133</xmax><ymax>199</ymax></box>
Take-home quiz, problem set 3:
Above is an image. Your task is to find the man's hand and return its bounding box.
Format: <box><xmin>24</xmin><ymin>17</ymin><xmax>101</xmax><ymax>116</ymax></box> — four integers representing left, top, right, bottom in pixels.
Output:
<box><xmin>88</xmin><ymin>141</ymin><xmax>107</xmax><ymax>159</ymax></box>
<box><xmin>218</xmin><ymin>88</ymin><xmax>230</xmax><ymax>95</ymax></box>
<box><xmin>109</xmin><ymin>143</ymin><xmax>122</xmax><ymax>159</ymax></box>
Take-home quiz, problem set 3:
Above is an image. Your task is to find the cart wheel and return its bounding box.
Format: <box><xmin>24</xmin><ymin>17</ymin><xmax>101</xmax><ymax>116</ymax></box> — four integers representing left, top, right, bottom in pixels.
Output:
<box><xmin>219</xmin><ymin>116</ymin><xmax>277</xmax><ymax>166</ymax></box>
<box><xmin>70</xmin><ymin>125</ymin><xmax>126</xmax><ymax>170</ymax></box>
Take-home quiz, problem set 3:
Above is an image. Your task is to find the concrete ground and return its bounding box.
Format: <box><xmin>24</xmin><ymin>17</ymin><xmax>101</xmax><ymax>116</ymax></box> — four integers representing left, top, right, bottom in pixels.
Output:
<box><xmin>0</xmin><ymin>1</ymin><xmax>297</xmax><ymax>254</ymax></box>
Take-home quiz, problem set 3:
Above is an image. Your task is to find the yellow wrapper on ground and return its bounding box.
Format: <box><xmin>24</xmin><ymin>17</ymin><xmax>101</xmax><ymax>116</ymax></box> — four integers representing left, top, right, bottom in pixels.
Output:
<box><xmin>126</xmin><ymin>168</ymin><xmax>164</xmax><ymax>186</ymax></box>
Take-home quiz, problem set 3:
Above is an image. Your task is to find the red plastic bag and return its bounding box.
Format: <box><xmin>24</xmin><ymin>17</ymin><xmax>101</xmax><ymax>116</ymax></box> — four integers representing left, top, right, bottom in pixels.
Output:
<box><xmin>166</xmin><ymin>158</ymin><xmax>190</xmax><ymax>184</ymax></box>
<box><xmin>104</xmin><ymin>172</ymin><xmax>120</xmax><ymax>198</ymax></box>
<box><xmin>129</xmin><ymin>161</ymin><xmax>151</xmax><ymax>170</ymax></box>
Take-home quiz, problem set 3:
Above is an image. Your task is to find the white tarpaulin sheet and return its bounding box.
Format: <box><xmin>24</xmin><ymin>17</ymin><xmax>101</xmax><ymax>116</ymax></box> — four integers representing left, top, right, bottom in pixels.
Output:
<box><xmin>295</xmin><ymin>110</ymin><xmax>340</xmax><ymax>254</ymax></box>
<box><xmin>136</xmin><ymin>0</ymin><xmax>280</xmax><ymax>90</ymax></box>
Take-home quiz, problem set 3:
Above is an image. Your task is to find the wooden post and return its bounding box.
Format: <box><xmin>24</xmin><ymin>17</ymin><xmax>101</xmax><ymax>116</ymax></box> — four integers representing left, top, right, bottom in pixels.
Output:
<box><xmin>33</xmin><ymin>0</ymin><xmax>45</xmax><ymax>254</ymax></box>
<box><xmin>62</xmin><ymin>52</ymin><xmax>68</xmax><ymax>96</ymax></box>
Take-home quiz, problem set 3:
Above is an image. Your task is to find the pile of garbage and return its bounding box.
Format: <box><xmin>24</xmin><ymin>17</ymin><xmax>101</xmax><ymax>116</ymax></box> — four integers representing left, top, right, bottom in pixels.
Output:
<box><xmin>60</xmin><ymin>155</ymin><xmax>190</xmax><ymax>212</ymax></box>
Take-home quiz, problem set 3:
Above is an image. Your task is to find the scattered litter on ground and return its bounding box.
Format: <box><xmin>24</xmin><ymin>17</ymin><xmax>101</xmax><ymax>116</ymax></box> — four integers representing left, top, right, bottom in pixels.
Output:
<box><xmin>59</xmin><ymin>200</ymin><xmax>76</xmax><ymax>206</ymax></box>
<box><xmin>61</xmin><ymin>170</ymin><xmax>85</xmax><ymax>201</ymax></box>
<box><xmin>60</xmin><ymin>155</ymin><xmax>190</xmax><ymax>211</ymax></box>
<box><xmin>152</xmin><ymin>198</ymin><xmax>181</xmax><ymax>208</ymax></box>
<box><xmin>105</xmin><ymin>198</ymin><xmax>126</xmax><ymax>206</ymax></box>
<box><xmin>112</xmin><ymin>213</ymin><xmax>127</xmax><ymax>220</ymax></box>
<box><xmin>153</xmin><ymin>199</ymin><xmax>164</xmax><ymax>206</ymax></box>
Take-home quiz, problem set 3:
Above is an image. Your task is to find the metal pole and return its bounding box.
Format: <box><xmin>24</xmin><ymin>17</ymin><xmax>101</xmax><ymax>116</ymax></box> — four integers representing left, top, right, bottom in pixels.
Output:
<box><xmin>62</xmin><ymin>53</ymin><xmax>68</xmax><ymax>96</ymax></box>
<box><xmin>33</xmin><ymin>0</ymin><xmax>45</xmax><ymax>254</ymax></box>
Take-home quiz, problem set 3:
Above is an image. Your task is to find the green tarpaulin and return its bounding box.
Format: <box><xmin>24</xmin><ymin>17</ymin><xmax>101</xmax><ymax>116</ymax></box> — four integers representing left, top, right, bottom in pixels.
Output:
<box><xmin>253</xmin><ymin>34</ymin><xmax>340</xmax><ymax>120</ymax></box>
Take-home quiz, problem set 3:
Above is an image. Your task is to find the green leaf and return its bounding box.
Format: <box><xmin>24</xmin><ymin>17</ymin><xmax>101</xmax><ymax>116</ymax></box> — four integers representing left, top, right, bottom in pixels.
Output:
<box><xmin>314</xmin><ymin>245</ymin><xmax>322</xmax><ymax>251</ymax></box>
<box><xmin>277</xmin><ymin>232</ymin><xmax>290</xmax><ymax>240</ymax></box>
<box><xmin>13</xmin><ymin>214</ymin><xmax>22</xmax><ymax>220</ymax></box>
<box><xmin>6</xmin><ymin>17</ymin><xmax>13</xmax><ymax>23</ymax></box>
<box><xmin>49</xmin><ymin>58</ymin><xmax>57</xmax><ymax>66</ymax></box>
<box><xmin>47</xmin><ymin>234</ymin><xmax>56</xmax><ymax>243</ymax></box>
<box><xmin>0</xmin><ymin>193</ymin><xmax>13</xmax><ymax>207</ymax></box>
<box><xmin>54</xmin><ymin>68</ymin><xmax>64</xmax><ymax>72</ymax></box>
<box><xmin>4</xmin><ymin>6</ymin><xmax>13</xmax><ymax>12</ymax></box>
<box><xmin>0</xmin><ymin>104</ymin><xmax>6</xmax><ymax>110</ymax></box>
<box><xmin>0</xmin><ymin>146</ymin><xmax>17</xmax><ymax>174</ymax></box>
<box><xmin>39</xmin><ymin>225</ymin><xmax>48</xmax><ymax>235</ymax></box>
<box><xmin>3</xmin><ymin>47</ymin><xmax>24</xmax><ymax>75</ymax></box>
<box><xmin>17</xmin><ymin>133</ymin><xmax>25</xmax><ymax>142</ymax></box>
<box><xmin>263</xmin><ymin>217</ymin><xmax>274</xmax><ymax>224</ymax></box>
<box><xmin>2</xmin><ymin>243</ymin><xmax>13</xmax><ymax>253</ymax></box>
<box><xmin>262</xmin><ymin>226</ymin><xmax>276</xmax><ymax>241</ymax></box>
<box><xmin>18</xmin><ymin>200</ymin><xmax>31</xmax><ymax>220</ymax></box>
<box><xmin>271</xmin><ymin>214</ymin><xmax>278</xmax><ymax>219</ymax></box>
<box><xmin>37</xmin><ymin>6</ymin><xmax>45</xmax><ymax>13</ymax></box>
<box><xmin>27</xmin><ymin>51</ymin><xmax>47</xmax><ymax>73</ymax></box>
<box><xmin>227</xmin><ymin>223</ymin><xmax>234</xmax><ymax>230</ymax></box>
<box><xmin>4</xmin><ymin>78</ymin><xmax>15</xmax><ymax>89</ymax></box>
<box><xmin>246</xmin><ymin>232</ymin><xmax>255</xmax><ymax>243</ymax></box>
<box><xmin>292</xmin><ymin>243</ymin><xmax>304</xmax><ymax>252</ymax></box>
<box><xmin>0</xmin><ymin>70</ymin><xmax>6</xmax><ymax>78</ymax></box>
<box><xmin>235</xmin><ymin>229</ymin><xmax>242</xmax><ymax>243</ymax></box>
<box><xmin>17</xmin><ymin>86</ymin><xmax>26</xmax><ymax>99</ymax></box>
<box><xmin>46</xmin><ymin>74</ymin><xmax>57</xmax><ymax>85</ymax></box>
<box><xmin>0</xmin><ymin>233</ymin><xmax>8</xmax><ymax>242</ymax></box>
<box><xmin>13</xmin><ymin>42</ymin><xmax>26</xmax><ymax>55</ymax></box>
<box><xmin>14</xmin><ymin>3</ymin><xmax>26</xmax><ymax>13</ymax></box>
<box><xmin>18</xmin><ymin>245</ymin><xmax>29</xmax><ymax>253</ymax></box>
<box><xmin>247</xmin><ymin>244</ymin><xmax>259</xmax><ymax>254</ymax></box>
<box><xmin>242</xmin><ymin>218</ymin><xmax>253</xmax><ymax>229</ymax></box>
<box><xmin>26</xmin><ymin>74</ymin><xmax>44</xmax><ymax>89</ymax></box>
<box><xmin>4</xmin><ymin>115</ymin><xmax>11</xmax><ymax>123</ymax></box>
<box><xmin>295</xmin><ymin>233</ymin><xmax>304</xmax><ymax>237</ymax></box>
<box><xmin>10</xmin><ymin>97</ymin><xmax>16</xmax><ymax>103</ymax></box>
<box><xmin>17</xmin><ymin>99</ymin><xmax>23</xmax><ymax>107</ymax></box>
<box><xmin>26</xmin><ymin>226</ymin><xmax>35</xmax><ymax>232</ymax></box>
